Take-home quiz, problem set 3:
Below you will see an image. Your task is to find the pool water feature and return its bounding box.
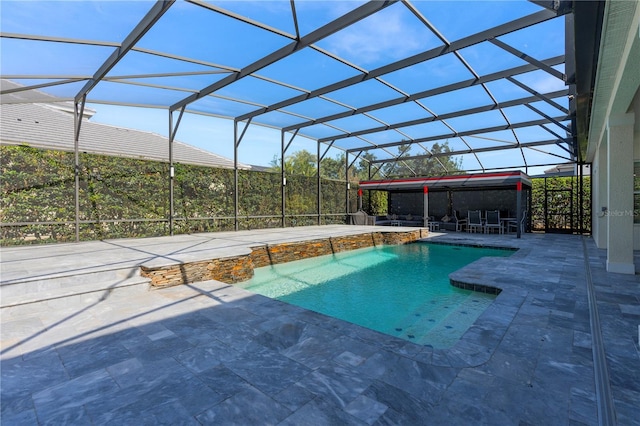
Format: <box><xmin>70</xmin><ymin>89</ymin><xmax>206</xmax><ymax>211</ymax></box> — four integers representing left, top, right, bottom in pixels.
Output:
<box><xmin>239</xmin><ymin>242</ymin><xmax>513</xmax><ymax>348</ymax></box>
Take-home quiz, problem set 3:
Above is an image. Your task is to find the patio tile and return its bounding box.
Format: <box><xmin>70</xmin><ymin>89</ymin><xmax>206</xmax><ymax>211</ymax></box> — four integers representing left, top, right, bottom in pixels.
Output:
<box><xmin>272</xmin><ymin>382</ymin><xmax>317</xmax><ymax>412</ymax></box>
<box><xmin>195</xmin><ymin>386</ymin><xmax>291</xmax><ymax>425</ymax></box>
<box><xmin>224</xmin><ymin>344</ymin><xmax>312</xmax><ymax>395</ymax></box>
<box><xmin>428</xmin><ymin>394</ymin><xmax>514</xmax><ymax>426</ymax></box>
<box><xmin>569</xmin><ymin>387</ymin><xmax>598</xmax><ymax>426</ymax></box>
<box><xmin>40</xmin><ymin>407</ymin><xmax>94</xmax><ymax>426</ymax></box>
<box><xmin>295</xmin><ymin>363</ymin><xmax>371</xmax><ymax>408</ymax></box>
<box><xmin>380</xmin><ymin>356</ymin><xmax>458</xmax><ymax>403</ymax></box>
<box><xmin>32</xmin><ymin>369</ymin><xmax>120</xmax><ymax>421</ymax></box>
<box><xmin>533</xmin><ymin>356</ymin><xmax>594</xmax><ymax>396</ymax></box>
<box><xmin>57</xmin><ymin>337</ymin><xmax>137</xmax><ymax>378</ymax></box>
<box><xmin>496</xmin><ymin>324</ymin><xmax>545</xmax><ymax>357</ymax></box>
<box><xmin>0</xmin><ymin>408</ymin><xmax>39</xmax><ymax>426</ymax></box>
<box><xmin>91</xmin><ymin>399</ymin><xmax>198</xmax><ymax>426</ymax></box>
<box><xmin>334</xmin><ymin>350</ymin><xmax>367</xmax><ymax>368</ymax></box>
<box><xmin>105</xmin><ymin>357</ymin><xmax>190</xmax><ymax>389</ymax></box>
<box><xmin>196</xmin><ymin>364</ymin><xmax>252</xmax><ymax>398</ymax></box>
<box><xmin>444</xmin><ymin>340</ymin><xmax>494</xmax><ymax>367</ymax></box>
<box><xmin>0</xmin><ymin>348</ymin><xmax>68</xmax><ymax>397</ymax></box>
<box><xmin>1</xmin><ymin>391</ymin><xmax>35</xmax><ymax>422</ymax></box>
<box><xmin>1</xmin><ymin>229</ymin><xmax>638</xmax><ymax>424</ymax></box>
<box><xmin>477</xmin><ymin>350</ymin><xmax>536</xmax><ymax>384</ymax></box>
<box><xmin>280</xmin><ymin>397</ymin><xmax>367</xmax><ymax>426</ymax></box>
<box><xmin>361</xmin><ymin>380</ymin><xmax>433</xmax><ymax>424</ymax></box>
<box><xmin>613</xmin><ymin>387</ymin><xmax>640</xmax><ymax>426</ymax></box>
<box><xmin>0</xmin><ymin>316</ymin><xmax>45</xmax><ymax>343</ymax></box>
<box><xmin>175</xmin><ymin>339</ymin><xmax>240</xmax><ymax>373</ymax></box>
<box><xmin>344</xmin><ymin>394</ymin><xmax>388</xmax><ymax>425</ymax></box>
<box><xmin>351</xmin><ymin>350</ymin><xmax>400</xmax><ymax>380</ymax></box>
<box><xmin>573</xmin><ymin>330</ymin><xmax>592</xmax><ymax>349</ymax></box>
<box><xmin>120</xmin><ymin>332</ymin><xmax>194</xmax><ymax>363</ymax></box>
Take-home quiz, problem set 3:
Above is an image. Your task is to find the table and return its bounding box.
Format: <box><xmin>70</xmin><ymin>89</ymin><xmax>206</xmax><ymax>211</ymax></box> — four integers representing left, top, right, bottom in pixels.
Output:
<box><xmin>428</xmin><ymin>222</ymin><xmax>440</xmax><ymax>231</ymax></box>
<box><xmin>500</xmin><ymin>218</ymin><xmax>517</xmax><ymax>233</ymax></box>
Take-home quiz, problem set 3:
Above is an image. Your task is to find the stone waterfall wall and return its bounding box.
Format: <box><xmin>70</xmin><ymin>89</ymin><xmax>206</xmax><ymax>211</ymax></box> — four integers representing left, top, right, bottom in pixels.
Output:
<box><xmin>142</xmin><ymin>229</ymin><xmax>427</xmax><ymax>288</ymax></box>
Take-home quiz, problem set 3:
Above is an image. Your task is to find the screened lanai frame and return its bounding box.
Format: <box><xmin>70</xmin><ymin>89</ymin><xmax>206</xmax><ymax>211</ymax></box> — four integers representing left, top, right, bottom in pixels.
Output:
<box><xmin>1</xmin><ymin>0</ymin><xmax>587</xmax><ymax>241</ymax></box>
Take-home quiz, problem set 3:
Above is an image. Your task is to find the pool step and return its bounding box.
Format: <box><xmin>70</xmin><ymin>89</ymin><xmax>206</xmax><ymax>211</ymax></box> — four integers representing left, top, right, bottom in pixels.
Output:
<box><xmin>392</xmin><ymin>294</ymin><xmax>492</xmax><ymax>346</ymax></box>
<box><xmin>412</xmin><ymin>295</ymin><xmax>492</xmax><ymax>346</ymax></box>
<box><xmin>0</xmin><ymin>265</ymin><xmax>150</xmax><ymax>308</ymax></box>
<box><xmin>391</xmin><ymin>297</ymin><xmax>458</xmax><ymax>339</ymax></box>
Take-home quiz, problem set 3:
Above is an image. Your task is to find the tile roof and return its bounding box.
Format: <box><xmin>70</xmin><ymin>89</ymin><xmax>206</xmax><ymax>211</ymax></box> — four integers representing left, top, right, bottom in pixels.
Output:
<box><xmin>1</xmin><ymin>80</ymin><xmax>248</xmax><ymax>170</ymax></box>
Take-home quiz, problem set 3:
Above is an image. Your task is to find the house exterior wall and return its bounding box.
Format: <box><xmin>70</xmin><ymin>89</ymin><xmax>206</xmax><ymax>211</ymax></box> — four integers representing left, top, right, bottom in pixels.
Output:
<box><xmin>592</xmin><ymin>136</ymin><xmax>608</xmax><ymax>249</ymax></box>
<box><xmin>632</xmin><ymin>92</ymin><xmax>640</xmax><ymax>249</ymax></box>
<box><xmin>606</xmin><ymin>113</ymin><xmax>635</xmax><ymax>273</ymax></box>
<box><xmin>587</xmin><ymin>1</ymin><xmax>639</xmax><ymax>273</ymax></box>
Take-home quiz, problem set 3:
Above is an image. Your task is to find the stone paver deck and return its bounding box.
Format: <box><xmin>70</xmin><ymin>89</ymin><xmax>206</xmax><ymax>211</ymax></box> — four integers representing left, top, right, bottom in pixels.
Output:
<box><xmin>1</xmin><ymin>226</ymin><xmax>639</xmax><ymax>425</ymax></box>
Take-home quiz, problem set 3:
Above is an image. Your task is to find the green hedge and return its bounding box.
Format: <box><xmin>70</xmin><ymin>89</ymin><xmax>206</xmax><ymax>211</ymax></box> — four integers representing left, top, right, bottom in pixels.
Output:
<box><xmin>1</xmin><ymin>145</ymin><xmax>352</xmax><ymax>245</ymax></box>
<box><xmin>3</xmin><ymin>145</ymin><xmax>590</xmax><ymax>245</ymax></box>
<box><xmin>531</xmin><ymin>176</ymin><xmax>591</xmax><ymax>233</ymax></box>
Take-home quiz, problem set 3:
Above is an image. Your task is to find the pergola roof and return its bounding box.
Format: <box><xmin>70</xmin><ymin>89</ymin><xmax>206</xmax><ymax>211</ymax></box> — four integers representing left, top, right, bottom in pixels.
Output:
<box><xmin>359</xmin><ymin>171</ymin><xmax>532</xmax><ymax>191</ymax></box>
<box><xmin>0</xmin><ymin>0</ymin><xmax>601</xmax><ymax>176</ymax></box>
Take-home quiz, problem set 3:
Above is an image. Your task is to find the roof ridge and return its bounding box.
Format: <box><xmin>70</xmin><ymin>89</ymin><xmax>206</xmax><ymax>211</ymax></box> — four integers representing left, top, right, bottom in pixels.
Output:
<box><xmin>81</xmin><ymin>119</ymin><xmax>245</xmax><ymax>164</ymax></box>
<box><xmin>1</xmin><ymin>79</ymin><xmax>252</xmax><ymax>169</ymax></box>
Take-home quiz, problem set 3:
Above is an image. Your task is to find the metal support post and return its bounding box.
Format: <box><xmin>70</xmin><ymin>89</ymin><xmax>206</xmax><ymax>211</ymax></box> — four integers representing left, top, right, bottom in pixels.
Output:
<box><xmin>423</xmin><ymin>186</ymin><xmax>429</xmax><ymax>228</ymax></box>
<box><xmin>168</xmin><ymin>111</ymin><xmax>174</xmax><ymax>236</ymax></box>
<box><xmin>368</xmin><ymin>161</ymin><xmax>372</xmax><ymax>213</ymax></box>
<box><xmin>281</xmin><ymin>130</ymin><xmax>286</xmax><ymax>227</ymax></box>
<box><xmin>579</xmin><ymin>161</ymin><xmax>584</xmax><ymax>234</ymax></box>
<box><xmin>73</xmin><ymin>95</ymin><xmax>86</xmax><ymax>243</ymax></box>
<box><xmin>234</xmin><ymin>120</ymin><xmax>239</xmax><ymax>231</ymax></box>
<box><xmin>317</xmin><ymin>141</ymin><xmax>322</xmax><ymax>225</ymax></box>
<box><xmin>234</xmin><ymin>118</ymin><xmax>251</xmax><ymax>231</ymax></box>
<box><xmin>345</xmin><ymin>153</ymin><xmax>350</xmax><ymax>220</ymax></box>
<box><xmin>516</xmin><ymin>181</ymin><xmax>522</xmax><ymax>238</ymax></box>
<box><xmin>168</xmin><ymin>107</ymin><xmax>185</xmax><ymax>236</ymax></box>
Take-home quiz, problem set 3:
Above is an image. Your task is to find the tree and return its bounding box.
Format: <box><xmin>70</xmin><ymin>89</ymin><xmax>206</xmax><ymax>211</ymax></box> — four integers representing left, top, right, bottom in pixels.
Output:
<box><xmin>382</xmin><ymin>141</ymin><xmax>462</xmax><ymax>178</ymax></box>
<box><xmin>320</xmin><ymin>155</ymin><xmax>344</xmax><ymax>180</ymax></box>
<box><xmin>269</xmin><ymin>150</ymin><xmax>317</xmax><ymax>177</ymax></box>
<box><xmin>355</xmin><ymin>152</ymin><xmax>378</xmax><ymax>181</ymax></box>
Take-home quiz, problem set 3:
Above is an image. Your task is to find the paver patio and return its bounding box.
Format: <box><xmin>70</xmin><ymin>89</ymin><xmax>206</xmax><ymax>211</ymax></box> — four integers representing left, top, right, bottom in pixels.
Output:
<box><xmin>1</xmin><ymin>227</ymin><xmax>638</xmax><ymax>425</ymax></box>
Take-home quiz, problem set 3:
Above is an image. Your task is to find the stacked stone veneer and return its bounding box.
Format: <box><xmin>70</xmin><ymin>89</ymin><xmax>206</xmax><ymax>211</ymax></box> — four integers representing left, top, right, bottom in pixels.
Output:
<box><xmin>141</xmin><ymin>255</ymin><xmax>255</xmax><ymax>289</ymax></box>
<box><xmin>142</xmin><ymin>229</ymin><xmax>426</xmax><ymax>288</ymax></box>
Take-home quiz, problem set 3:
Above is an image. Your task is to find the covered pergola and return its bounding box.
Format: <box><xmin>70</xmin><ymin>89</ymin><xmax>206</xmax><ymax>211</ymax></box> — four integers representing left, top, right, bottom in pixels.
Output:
<box><xmin>360</xmin><ymin>171</ymin><xmax>532</xmax><ymax>237</ymax></box>
<box><xmin>0</xmin><ymin>0</ymin><xmax>600</xmax><ymax>241</ymax></box>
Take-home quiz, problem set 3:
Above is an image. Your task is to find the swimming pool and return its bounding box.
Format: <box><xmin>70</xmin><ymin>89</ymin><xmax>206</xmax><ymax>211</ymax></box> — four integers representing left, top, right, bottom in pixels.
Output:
<box><xmin>239</xmin><ymin>242</ymin><xmax>513</xmax><ymax>348</ymax></box>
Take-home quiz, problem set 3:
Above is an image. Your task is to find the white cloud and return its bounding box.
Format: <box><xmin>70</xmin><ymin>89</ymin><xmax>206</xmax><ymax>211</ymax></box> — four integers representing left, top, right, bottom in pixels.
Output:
<box><xmin>529</xmin><ymin>74</ymin><xmax>566</xmax><ymax>93</ymax></box>
<box><xmin>323</xmin><ymin>5</ymin><xmax>427</xmax><ymax>66</ymax></box>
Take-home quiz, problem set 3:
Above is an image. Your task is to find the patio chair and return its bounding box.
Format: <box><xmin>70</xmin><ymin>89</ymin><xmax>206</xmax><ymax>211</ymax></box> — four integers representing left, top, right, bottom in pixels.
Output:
<box><xmin>507</xmin><ymin>211</ymin><xmax>527</xmax><ymax>234</ymax></box>
<box><xmin>467</xmin><ymin>210</ymin><xmax>483</xmax><ymax>233</ymax></box>
<box><xmin>453</xmin><ymin>210</ymin><xmax>467</xmax><ymax>232</ymax></box>
<box><xmin>484</xmin><ymin>210</ymin><xmax>503</xmax><ymax>234</ymax></box>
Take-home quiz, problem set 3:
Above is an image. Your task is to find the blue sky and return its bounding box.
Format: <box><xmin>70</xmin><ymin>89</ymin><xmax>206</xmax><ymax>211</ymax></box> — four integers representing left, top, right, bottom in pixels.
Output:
<box><xmin>0</xmin><ymin>0</ymin><xmax>570</xmax><ymax>174</ymax></box>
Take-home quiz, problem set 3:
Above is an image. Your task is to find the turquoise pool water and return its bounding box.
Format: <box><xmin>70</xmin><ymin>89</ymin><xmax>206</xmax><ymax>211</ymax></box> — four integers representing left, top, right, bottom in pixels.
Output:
<box><xmin>239</xmin><ymin>242</ymin><xmax>513</xmax><ymax>348</ymax></box>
